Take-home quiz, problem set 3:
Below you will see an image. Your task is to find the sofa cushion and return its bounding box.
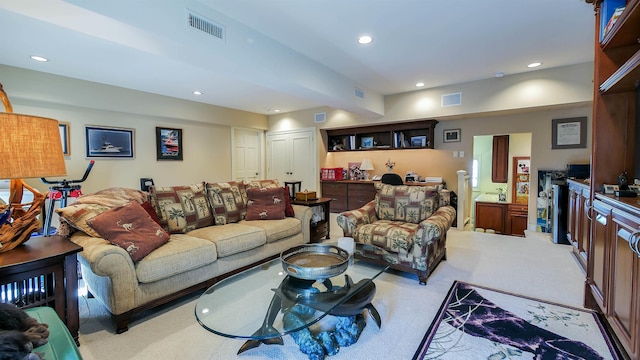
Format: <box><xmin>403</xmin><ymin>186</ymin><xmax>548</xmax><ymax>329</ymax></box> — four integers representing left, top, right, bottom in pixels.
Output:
<box><xmin>87</xmin><ymin>201</ymin><xmax>170</xmax><ymax>262</ymax></box>
<box><xmin>187</xmin><ymin>223</ymin><xmax>266</xmax><ymax>258</ymax></box>
<box><xmin>56</xmin><ymin>187</ymin><xmax>148</xmax><ymax>237</ymax></box>
<box><xmin>353</xmin><ymin>220</ymin><xmax>422</xmax><ymax>255</ymax></box>
<box><xmin>205</xmin><ymin>181</ymin><xmax>247</xmax><ymax>225</ymax></box>
<box><xmin>245</xmin><ymin>179</ymin><xmax>280</xmax><ymax>189</ymax></box>
<box><xmin>245</xmin><ymin>187</ymin><xmax>286</xmax><ymax>220</ymax></box>
<box><xmin>149</xmin><ymin>183</ymin><xmax>214</xmax><ymax>233</ymax></box>
<box><xmin>241</xmin><ymin>217</ymin><xmax>301</xmax><ymax>243</ymax></box>
<box><xmin>374</xmin><ymin>184</ymin><xmax>439</xmax><ymax>224</ymax></box>
<box><xmin>135</xmin><ymin>233</ymin><xmax>218</xmax><ymax>283</ymax></box>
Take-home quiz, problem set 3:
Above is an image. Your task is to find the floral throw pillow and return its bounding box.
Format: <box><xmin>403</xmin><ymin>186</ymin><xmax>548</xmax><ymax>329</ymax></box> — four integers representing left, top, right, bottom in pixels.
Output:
<box><xmin>87</xmin><ymin>201</ymin><xmax>170</xmax><ymax>262</ymax></box>
<box><xmin>205</xmin><ymin>181</ymin><xmax>247</xmax><ymax>225</ymax></box>
<box><xmin>374</xmin><ymin>184</ymin><xmax>439</xmax><ymax>224</ymax></box>
<box><xmin>245</xmin><ymin>187</ymin><xmax>286</xmax><ymax>220</ymax></box>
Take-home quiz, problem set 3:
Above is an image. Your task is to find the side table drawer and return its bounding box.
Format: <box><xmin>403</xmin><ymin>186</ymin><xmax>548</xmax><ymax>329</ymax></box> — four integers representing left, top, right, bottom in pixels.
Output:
<box><xmin>322</xmin><ymin>182</ymin><xmax>347</xmax><ymax>196</ymax></box>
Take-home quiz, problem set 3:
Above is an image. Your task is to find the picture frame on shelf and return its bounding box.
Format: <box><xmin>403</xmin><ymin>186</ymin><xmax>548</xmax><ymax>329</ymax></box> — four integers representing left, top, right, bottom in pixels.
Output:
<box><xmin>603</xmin><ymin>184</ymin><xmax>619</xmax><ymax>194</ymax></box>
<box><xmin>85</xmin><ymin>125</ymin><xmax>135</xmax><ymax>158</ymax></box>
<box><xmin>443</xmin><ymin>128</ymin><xmax>461</xmax><ymax>143</ymax></box>
<box><xmin>156</xmin><ymin>127</ymin><xmax>183</xmax><ymax>161</ymax></box>
<box><xmin>58</xmin><ymin>122</ymin><xmax>70</xmax><ymax>155</ymax></box>
<box><xmin>361</xmin><ymin>136</ymin><xmax>374</xmax><ymax>149</ymax></box>
<box><xmin>410</xmin><ymin>135</ymin><xmax>427</xmax><ymax>147</ymax></box>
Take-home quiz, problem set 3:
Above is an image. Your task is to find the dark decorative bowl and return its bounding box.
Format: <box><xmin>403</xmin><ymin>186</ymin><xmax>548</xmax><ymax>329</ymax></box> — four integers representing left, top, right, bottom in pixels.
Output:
<box><xmin>281</xmin><ymin>244</ymin><xmax>349</xmax><ymax>280</ymax></box>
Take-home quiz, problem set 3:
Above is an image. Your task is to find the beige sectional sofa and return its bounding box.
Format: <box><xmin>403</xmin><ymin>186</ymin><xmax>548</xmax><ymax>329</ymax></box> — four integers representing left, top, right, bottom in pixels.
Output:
<box><xmin>57</xmin><ymin>180</ymin><xmax>311</xmax><ymax>333</ymax></box>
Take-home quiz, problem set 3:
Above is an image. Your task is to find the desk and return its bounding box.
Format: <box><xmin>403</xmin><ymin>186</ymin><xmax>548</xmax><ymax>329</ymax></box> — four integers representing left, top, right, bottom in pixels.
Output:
<box><xmin>292</xmin><ymin>197</ymin><xmax>332</xmax><ymax>242</ymax></box>
<box><xmin>0</xmin><ymin>235</ymin><xmax>82</xmax><ymax>344</ymax></box>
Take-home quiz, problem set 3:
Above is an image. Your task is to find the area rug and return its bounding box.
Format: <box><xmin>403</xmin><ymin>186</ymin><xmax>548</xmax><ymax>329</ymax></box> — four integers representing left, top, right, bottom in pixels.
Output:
<box><xmin>413</xmin><ymin>281</ymin><xmax>620</xmax><ymax>360</ymax></box>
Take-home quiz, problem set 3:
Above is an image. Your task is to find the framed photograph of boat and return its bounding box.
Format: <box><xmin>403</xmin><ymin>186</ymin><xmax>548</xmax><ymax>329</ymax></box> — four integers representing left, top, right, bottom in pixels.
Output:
<box><xmin>85</xmin><ymin>125</ymin><xmax>134</xmax><ymax>158</ymax></box>
<box><xmin>156</xmin><ymin>127</ymin><xmax>183</xmax><ymax>161</ymax></box>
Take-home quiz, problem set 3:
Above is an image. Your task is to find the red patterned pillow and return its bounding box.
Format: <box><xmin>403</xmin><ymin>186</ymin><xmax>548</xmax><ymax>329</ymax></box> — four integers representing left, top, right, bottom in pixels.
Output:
<box><xmin>149</xmin><ymin>183</ymin><xmax>213</xmax><ymax>233</ymax></box>
<box><xmin>282</xmin><ymin>187</ymin><xmax>295</xmax><ymax>217</ymax></box>
<box><xmin>205</xmin><ymin>181</ymin><xmax>247</xmax><ymax>225</ymax></box>
<box><xmin>245</xmin><ymin>187</ymin><xmax>286</xmax><ymax>220</ymax></box>
<box><xmin>141</xmin><ymin>201</ymin><xmax>162</xmax><ymax>225</ymax></box>
<box><xmin>88</xmin><ymin>201</ymin><xmax>170</xmax><ymax>262</ymax></box>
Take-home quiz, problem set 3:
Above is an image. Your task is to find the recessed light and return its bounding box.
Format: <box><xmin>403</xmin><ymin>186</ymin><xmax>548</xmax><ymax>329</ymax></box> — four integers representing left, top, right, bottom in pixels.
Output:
<box><xmin>358</xmin><ymin>35</ymin><xmax>373</xmax><ymax>45</ymax></box>
<box><xmin>30</xmin><ymin>55</ymin><xmax>48</xmax><ymax>62</ymax></box>
<box><xmin>495</xmin><ymin>72</ymin><xmax>504</xmax><ymax>78</ymax></box>
<box><xmin>416</xmin><ymin>82</ymin><xmax>425</xmax><ymax>87</ymax></box>
<box><xmin>274</xmin><ymin>109</ymin><xmax>281</xmax><ymax>113</ymax></box>
<box><xmin>193</xmin><ymin>91</ymin><xmax>202</xmax><ymax>95</ymax></box>
<box><xmin>527</xmin><ymin>62</ymin><xmax>542</xmax><ymax>68</ymax></box>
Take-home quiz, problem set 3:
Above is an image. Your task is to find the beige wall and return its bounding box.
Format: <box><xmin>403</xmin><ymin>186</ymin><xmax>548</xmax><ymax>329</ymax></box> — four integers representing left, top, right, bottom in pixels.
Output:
<box><xmin>0</xmin><ymin>65</ymin><xmax>268</xmax><ymax>194</ymax></box>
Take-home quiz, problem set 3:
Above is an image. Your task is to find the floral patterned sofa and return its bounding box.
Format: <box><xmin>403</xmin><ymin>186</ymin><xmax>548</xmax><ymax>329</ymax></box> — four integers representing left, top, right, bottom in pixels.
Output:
<box><xmin>336</xmin><ymin>183</ymin><xmax>455</xmax><ymax>285</ymax></box>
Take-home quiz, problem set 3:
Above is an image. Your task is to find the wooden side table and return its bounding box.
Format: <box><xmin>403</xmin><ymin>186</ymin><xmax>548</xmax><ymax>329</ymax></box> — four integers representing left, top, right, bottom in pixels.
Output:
<box><xmin>0</xmin><ymin>235</ymin><xmax>82</xmax><ymax>344</ymax></box>
<box><xmin>292</xmin><ymin>197</ymin><xmax>333</xmax><ymax>243</ymax></box>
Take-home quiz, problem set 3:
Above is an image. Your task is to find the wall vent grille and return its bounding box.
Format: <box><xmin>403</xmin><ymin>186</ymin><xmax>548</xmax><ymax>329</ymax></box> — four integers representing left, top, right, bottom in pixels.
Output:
<box><xmin>187</xmin><ymin>11</ymin><xmax>224</xmax><ymax>40</ymax></box>
<box><xmin>441</xmin><ymin>92</ymin><xmax>462</xmax><ymax>107</ymax></box>
<box><xmin>314</xmin><ymin>112</ymin><xmax>326</xmax><ymax>123</ymax></box>
<box><xmin>354</xmin><ymin>88</ymin><xmax>365</xmax><ymax>98</ymax></box>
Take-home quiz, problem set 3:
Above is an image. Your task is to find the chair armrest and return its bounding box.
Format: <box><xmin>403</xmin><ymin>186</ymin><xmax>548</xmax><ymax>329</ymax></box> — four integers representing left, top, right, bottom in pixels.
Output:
<box><xmin>418</xmin><ymin>205</ymin><xmax>456</xmax><ymax>245</ymax></box>
<box><xmin>336</xmin><ymin>200</ymin><xmax>377</xmax><ymax>236</ymax></box>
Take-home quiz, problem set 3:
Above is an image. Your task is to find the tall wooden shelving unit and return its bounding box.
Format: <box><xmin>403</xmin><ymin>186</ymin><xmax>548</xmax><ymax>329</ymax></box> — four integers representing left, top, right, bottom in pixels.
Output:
<box><xmin>586</xmin><ymin>1</ymin><xmax>640</xmax><ymax>359</ymax></box>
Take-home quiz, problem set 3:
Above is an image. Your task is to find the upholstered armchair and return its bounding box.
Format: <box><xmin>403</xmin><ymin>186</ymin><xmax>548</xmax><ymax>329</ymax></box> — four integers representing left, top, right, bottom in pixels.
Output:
<box><xmin>337</xmin><ymin>183</ymin><xmax>456</xmax><ymax>285</ymax></box>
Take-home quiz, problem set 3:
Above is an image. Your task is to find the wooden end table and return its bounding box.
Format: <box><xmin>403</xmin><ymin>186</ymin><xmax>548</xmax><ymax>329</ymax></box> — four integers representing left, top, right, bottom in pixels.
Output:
<box><xmin>0</xmin><ymin>235</ymin><xmax>83</xmax><ymax>344</ymax></box>
<box><xmin>292</xmin><ymin>197</ymin><xmax>333</xmax><ymax>243</ymax></box>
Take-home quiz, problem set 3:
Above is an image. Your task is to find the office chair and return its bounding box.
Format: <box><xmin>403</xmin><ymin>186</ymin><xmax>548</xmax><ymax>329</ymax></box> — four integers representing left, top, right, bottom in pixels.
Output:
<box><xmin>381</xmin><ymin>173</ymin><xmax>403</xmax><ymax>185</ymax></box>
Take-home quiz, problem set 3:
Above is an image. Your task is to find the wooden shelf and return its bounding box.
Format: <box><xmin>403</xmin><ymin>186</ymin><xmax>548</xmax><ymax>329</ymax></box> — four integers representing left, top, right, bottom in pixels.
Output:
<box><xmin>600</xmin><ymin>0</ymin><xmax>640</xmax><ymax>50</ymax></box>
<box><xmin>326</xmin><ymin>119</ymin><xmax>438</xmax><ymax>152</ymax></box>
<box><xmin>600</xmin><ymin>49</ymin><xmax>640</xmax><ymax>93</ymax></box>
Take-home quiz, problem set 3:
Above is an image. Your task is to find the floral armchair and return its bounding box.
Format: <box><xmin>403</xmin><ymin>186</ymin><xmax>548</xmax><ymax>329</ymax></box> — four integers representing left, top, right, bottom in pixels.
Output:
<box><xmin>337</xmin><ymin>183</ymin><xmax>455</xmax><ymax>285</ymax></box>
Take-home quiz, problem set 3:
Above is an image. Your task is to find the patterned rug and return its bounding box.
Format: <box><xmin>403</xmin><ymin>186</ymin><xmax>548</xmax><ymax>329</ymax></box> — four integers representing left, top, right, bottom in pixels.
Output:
<box><xmin>413</xmin><ymin>281</ymin><xmax>620</xmax><ymax>360</ymax></box>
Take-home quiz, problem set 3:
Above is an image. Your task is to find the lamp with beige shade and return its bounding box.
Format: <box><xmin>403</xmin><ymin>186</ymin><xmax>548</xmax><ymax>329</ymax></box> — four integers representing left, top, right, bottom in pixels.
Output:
<box><xmin>359</xmin><ymin>159</ymin><xmax>375</xmax><ymax>180</ymax></box>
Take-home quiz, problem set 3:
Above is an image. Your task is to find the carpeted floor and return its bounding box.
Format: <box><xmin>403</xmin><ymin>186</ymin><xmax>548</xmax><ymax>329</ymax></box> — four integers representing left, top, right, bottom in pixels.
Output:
<box><xmin>77</xmin><ymin>230</ymin><xmax>591</xmax><ymax>360</ymax></box>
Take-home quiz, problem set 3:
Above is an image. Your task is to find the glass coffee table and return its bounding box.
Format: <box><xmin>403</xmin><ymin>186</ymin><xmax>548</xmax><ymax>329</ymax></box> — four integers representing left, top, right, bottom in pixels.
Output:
<box><xmin>195</xmin><ymin>243</ymin><xmax>394</xmax><ymax>355</ymax></box>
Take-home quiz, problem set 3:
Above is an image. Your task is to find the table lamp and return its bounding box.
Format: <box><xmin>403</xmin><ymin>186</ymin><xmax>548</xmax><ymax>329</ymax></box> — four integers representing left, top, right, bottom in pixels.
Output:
<box><xmin>0</xmin><ymin>82</ymin><xmax>67</xmax><ymax>252</ymax></box>
<box><xmin>359</xmin><ymin>159</ymin><xmax>375</xmax><ymax>180</ymax></box>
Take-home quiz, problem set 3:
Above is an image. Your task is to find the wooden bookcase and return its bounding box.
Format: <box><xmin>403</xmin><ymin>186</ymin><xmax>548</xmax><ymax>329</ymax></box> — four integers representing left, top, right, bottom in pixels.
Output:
<box><xmin>326</xmin><ymin>119</ymin><xmax>438</xmax><ymax>151</ymax></box>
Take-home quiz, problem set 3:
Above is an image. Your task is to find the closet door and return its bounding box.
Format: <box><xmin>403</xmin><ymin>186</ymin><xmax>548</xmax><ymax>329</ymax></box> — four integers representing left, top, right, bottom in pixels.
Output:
<box><xmin>267</xmin><ymin>128</ymin><xmax>317</xmax><ymax>191</ymax></box>
<box><xmin>232</xmin><ymin>128</ymin><xmax>262</xmax><ymax>181</ymax></box>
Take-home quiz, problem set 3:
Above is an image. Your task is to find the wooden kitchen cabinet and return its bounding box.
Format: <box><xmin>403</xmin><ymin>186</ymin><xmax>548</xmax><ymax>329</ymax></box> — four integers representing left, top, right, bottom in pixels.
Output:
<box><xmin>491</xmin><ymin>135</ymin><xmax>509</xmax><ymax>183</ymax></box>
<box><xmin>506</xmin><ymin>204</ymin><xmax>528</xmax><ymax>237</ymax></box>
<box><xmin>475</xmin><ymin>201</ymin><xmax>506</xmax><ymax>234</ymax></box>
<box><xmin>567</xmin><ymin>179</ymin><xmax>591</xmax><ymax>272</ymax></box>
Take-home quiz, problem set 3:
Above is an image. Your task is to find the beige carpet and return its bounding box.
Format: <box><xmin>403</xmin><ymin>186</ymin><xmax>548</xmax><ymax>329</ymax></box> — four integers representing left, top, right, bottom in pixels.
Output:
<box><xmin>77</xmin><ymin>230</ymin><xmax>587</xmax><ymax>359</ymax></box>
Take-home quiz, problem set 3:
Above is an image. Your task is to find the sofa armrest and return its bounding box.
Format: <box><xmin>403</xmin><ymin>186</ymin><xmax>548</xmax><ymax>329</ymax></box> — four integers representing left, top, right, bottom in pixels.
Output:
<box><xmin>418</xmin><ymin>205</ymin><xmax>456</xmax><ymax>245</ymax></box>
<box><xmin>292</xmin><ymin>204</ymin><xmax>313</xmax><ymax>244</ymax></box>
<box><xmin>336</xmin><ymin>200</ymin><xmax>377</xmax><ymax>236</ymax></box>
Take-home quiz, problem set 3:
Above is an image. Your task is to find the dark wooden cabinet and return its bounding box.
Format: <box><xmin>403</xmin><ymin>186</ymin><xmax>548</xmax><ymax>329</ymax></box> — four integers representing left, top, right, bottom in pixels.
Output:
<box><xmin>491</xmin><ymin>135</ymin><xmax>509</xmax><ymax>183</ymax></box>
<box><xmin>590</xmin><ymin>199</ymin><xmax>611</xmax><ymax>310</ymax></box>
<box><xmin>292</xmin><ymin>197</ymin><xmax>332</xmax><ymax>243</ymax></box>
<box><xmin>475</xmin><ymin>202</ymin><xmax>506</xmax><ymax>234</ymax></box>
<box><xmin>326</xmin><ymin>119</ymin><xmax>438</xmax><ymax>151</ymax></box>
<box><xmin>321</xmin><ymin>181</ymin><xmax>377</xmax><ymax>213</ymax></box>
<box><xmin>506</xmin><ymin>204</ymin><xmax>528</xmax><ymax>237</ymax></box>
<box><xmin>567</xmin><ymin>179</ymin><xmax>591</xmax><ymax>272</ymax></box>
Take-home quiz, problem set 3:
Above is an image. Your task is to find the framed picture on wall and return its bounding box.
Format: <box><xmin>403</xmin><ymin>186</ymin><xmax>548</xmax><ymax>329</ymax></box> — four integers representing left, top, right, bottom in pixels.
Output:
<box><xmin>58</xmin><ymin>122</ymin><xmax>70</xmax><ymax>156</ymax></box>
<box><xmin>156</xmin><ymin>127</ymin><xmax>183</xmax><ymax>160</ymax></box>
<box><xmin>513</xmin><ymin>156</ymin><xmax>530</xmax><ymax>204</ymax></box>
<box><xmin>552</xmin><ymin>117</ymin><xmax>587</xmax><ymax>149</ymax></box>
<box><xmin>85</xmin><ymin>125</ymin><xmax>135</xmax><ymax>158</ymax></box>
<box><xmin>443</xmin><ymin>128</ymin><xmax>461</xmax><ymax>142</ymax></box>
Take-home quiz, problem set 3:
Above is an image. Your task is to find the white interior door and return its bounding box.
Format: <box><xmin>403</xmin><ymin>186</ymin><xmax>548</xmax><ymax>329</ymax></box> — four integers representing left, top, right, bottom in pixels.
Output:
<box><xmin>232</xmin><ymin>128</ymin><xmax>262</xmax><ymax>181</ymax></box>
<box><xmin>267</xmin><ymin>128</ymin><xmax>317</xmax><ymax>191</ymax></box>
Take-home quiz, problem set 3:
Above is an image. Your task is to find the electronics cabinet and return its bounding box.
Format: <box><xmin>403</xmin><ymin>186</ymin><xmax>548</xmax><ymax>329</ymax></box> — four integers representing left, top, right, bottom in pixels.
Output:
<box><xmin>567</xmin><ymin>179</ymin><xmax>591</xmax><ymax>272</ymax></box>
<box><xmin>326</xmin><ymin>119</ymin><xmax>438</xmax><ymax>151</ymax></box>
<box><xmin>321</xmin><ymin>181</ymin><xmax>376</xmax><ymax>213</ymax></box>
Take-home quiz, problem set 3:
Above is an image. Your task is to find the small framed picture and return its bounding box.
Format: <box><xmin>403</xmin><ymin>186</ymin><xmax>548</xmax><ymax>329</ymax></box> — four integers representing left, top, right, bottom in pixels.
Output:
<box><xmin>443</xmin><ymin>128</ymin><xmax>461</xmax><ymax>143</ymax></box>
<box><xmin>410</xmin><ymin>135</ymin><xmax>427</xmax><ymax>147</ymax></box>
<box><xmin>58</xmin><ymin>122</ymin><xmax>70</xmax><ymax>155</ymax></box>
<box><xmin>603</xmin><ymin>184</ymin><xmax>619</xmax><ymax>194</ymax></box>
<box><xmin>156</xmin><ymin>127</ymin><xmax>183</xmax><ymax>161</ymax></box>
<box><xmin>85</xmin><ymin>125</ymin><xmax>135</xmax><ymax>158</ymax></box>
<box><xmin>629</xmin><ymin>185</ymin><xmax>640</xmax><ymax>194</ymax></box>
<box><xmin>361</xmin><ymin>136</ymin><xmax>374</xmax><ymax>149</ymax></box>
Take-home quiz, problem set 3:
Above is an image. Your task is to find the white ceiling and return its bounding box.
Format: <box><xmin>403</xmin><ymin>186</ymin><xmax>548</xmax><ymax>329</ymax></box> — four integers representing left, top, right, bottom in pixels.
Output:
<box><xmin>0</xmin><ymin>0</ymin><xmax>595</xmax><ymax>117</ymax></box>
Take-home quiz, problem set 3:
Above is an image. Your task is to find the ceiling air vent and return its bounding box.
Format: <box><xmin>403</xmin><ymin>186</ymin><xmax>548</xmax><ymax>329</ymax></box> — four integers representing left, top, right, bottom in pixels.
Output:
<box><xmin>314</xmin><ymin>112</ymin><xmax>326</xmax><ymax>123</ymax></box>
<box><xmin>441</xmin><ymin>92</ymin><xmax>462</xmax><ymax>107</ymax></box>
<box><xmin>354</xmin><ymin>88</ymin><xmax>365</xmax><ymax>99</ymax></box>
<box><xmin>187</xmin><ymin>11</ymin><xmax>225</xmax><ymax>40</ymax></box>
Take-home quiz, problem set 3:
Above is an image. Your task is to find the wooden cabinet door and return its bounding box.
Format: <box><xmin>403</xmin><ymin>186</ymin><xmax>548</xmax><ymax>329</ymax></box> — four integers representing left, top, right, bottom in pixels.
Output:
<box><xmin>347</xmin><ymin>182</ymin><xmax>376</xmax><ymax>210</ymax></box>
<box><xmin>567</xmin><ymin>185</ymin><xmax>578</xmax><ymax>245</ymax></box>
<box><xmin>475</xmin><ymin>202</ymin><xmax>505</xmax><ymax>234</ymax></box>
<box><xmin>590</xmin><ymin>199</ymin><xmax>612</xmax><ymax>310</ymax></box>
<box><xmin>321</xmin><ymin>182</ymin><xmax>348</xmax><ymax>213</ymax></box>
<box><xmin>491</xmin><ymin>135</ymin><xmax>509</xmax><ymax>183</ymax></box>
<box><xmin>506</xmin><ymin>204</ymin><xmax>527</xmax><ymax>236</ymax></box>
<box><xmin>609</xmin><ymin>208</ymin><xmax>640</xmax><ymax>359</ymax></box>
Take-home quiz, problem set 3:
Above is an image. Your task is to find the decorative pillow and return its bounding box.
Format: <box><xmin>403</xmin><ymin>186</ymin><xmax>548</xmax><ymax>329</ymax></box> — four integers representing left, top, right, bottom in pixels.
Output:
<box><xmin>141</xmin><ymin>201</ymin><xmax>162</xmax><ymax>225</ymax></box>
<box><xmin>282</xmin><ymin>187</ymin><xmax>295</xmax><ymax>217</ymax></box>
<box><xmin>56</xmin><ymin>187</ymin><xmax>148</xmax><ymax>237</ymax></box>
<box><xmin>205</xmin><ymin>181</ymin><xmax>247</xmax><ymax>225</ymax></box>
<box><xmin>149</xmin><ymin>183</ymin><xmax>213</xmax><ymax>233</ymax></box>
<box><xmin>87</xmin><ymin>201</ymin><xmax>170</xmax><ymax>262</ymax></box>
<box><xmin>374</xmin><ymin>184</ymin><xmax>439</xmax><ymax>224</ymax></box>
<box><xmin>245</xmin><ymin>179</ymin><xmax>280</xmax><ymax>190</ymax></box>
<box><xmin>245</xmin><ymin>187</ymin><xmax>286</xmax><ymax>220</ymax></box>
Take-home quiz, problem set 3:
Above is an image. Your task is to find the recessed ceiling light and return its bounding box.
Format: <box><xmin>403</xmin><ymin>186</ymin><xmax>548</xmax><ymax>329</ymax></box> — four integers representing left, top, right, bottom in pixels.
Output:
<box><xmin>30</xmin><ymin>55</ymin><xmax>48</xmax><ymax>62</ymax></box>
<box><xmin>416</xmin><ymin>82</ymin><xmax>425</xmax><ymax>87</ymax></box>
<box><xmin>527</xmin><ymin>62</ymin><xmax>542</xmax><ymax>68</ymax></box>
<box><xmin>495</xmin><ymin>72</ymin><xmax>504</xmax><ymax>78</ymax></box>
<box><xmin>274</xmin><ymin>109</ymin><xmax>281</xmax><ymax>113</ymax></box>
<box><xmin>193</xmin><ymin>91</ymin><xmax>202</xmax><ymax>95</ymax></box>
<box><xmin>358</xmin><ymin>35</ymin><xmax>373</xmax><ymax>45</ymax></box>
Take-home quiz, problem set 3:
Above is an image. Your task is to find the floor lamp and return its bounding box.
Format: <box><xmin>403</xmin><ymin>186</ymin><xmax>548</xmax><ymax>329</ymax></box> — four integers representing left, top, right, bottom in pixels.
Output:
<box><xmin>0</xmin><ymin>83</ymin><xmax>67</xmax><ymax>252</ymax></box>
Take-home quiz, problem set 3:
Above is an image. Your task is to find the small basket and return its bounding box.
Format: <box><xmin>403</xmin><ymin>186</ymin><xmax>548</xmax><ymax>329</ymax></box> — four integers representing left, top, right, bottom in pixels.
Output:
<box><xmin>281</xmin><ymin>244</ymin><xmax>349</xmax><ymax>280</ymax></box>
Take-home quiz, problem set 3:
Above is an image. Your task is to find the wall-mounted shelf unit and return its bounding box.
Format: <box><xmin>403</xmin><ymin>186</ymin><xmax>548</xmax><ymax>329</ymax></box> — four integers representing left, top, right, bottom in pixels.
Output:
<box><xmin>326</xmin><ymin>119</ymin><xmax>438</xmax><ymax>152</ymax></box>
